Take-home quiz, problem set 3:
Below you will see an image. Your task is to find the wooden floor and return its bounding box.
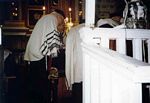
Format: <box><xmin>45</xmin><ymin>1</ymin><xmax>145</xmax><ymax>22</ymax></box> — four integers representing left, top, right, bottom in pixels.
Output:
<box><xmin>3</xmin><ymin>59</ymin><xmax>82</xmax><ymax>103</ymax></box>
<box><xmin>4</xmin><ymin>76</ymin><xmax>78</xmax><ymax>103</ymax></box>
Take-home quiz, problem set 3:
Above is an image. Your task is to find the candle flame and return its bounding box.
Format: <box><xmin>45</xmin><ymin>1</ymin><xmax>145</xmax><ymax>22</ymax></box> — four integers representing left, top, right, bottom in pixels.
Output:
<box><xmin>69</xmin><ymin>8</ymin><xmax>72</xmax><ymax>12</ymax></box>
<box><xmin>42</xmin><ymin>6</ymin><xmax>46</xmax><ymax>10</ymax></box>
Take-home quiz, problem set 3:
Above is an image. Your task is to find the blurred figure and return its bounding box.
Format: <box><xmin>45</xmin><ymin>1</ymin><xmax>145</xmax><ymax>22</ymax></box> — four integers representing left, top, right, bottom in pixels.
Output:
<box><xmin>66</xmin><ymin>23</ymin><xmax>85</xmax><ymax>103</ymax></box>
<box><xmin>123</xmin><ymin>0</ymin><xmax>147</xmax><ymax>29</ymax></box>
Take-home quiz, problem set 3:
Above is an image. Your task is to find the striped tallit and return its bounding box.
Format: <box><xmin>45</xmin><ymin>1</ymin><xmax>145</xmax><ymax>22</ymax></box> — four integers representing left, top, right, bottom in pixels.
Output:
<box><xmin>40</xmin><ymin>30</ymin><xmax>61</xmax><ymax>57</ymax></box>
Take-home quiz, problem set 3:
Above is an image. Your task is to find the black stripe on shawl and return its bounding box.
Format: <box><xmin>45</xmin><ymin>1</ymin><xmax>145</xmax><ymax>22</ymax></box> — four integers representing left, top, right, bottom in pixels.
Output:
<box><xmin>41</xmin><ymin>41</ymin><xmax>47</xmax><ymax>54</ymax></box>
<box><xmin>40</xmin><ymin>29</ymin><xmax>61</xmax><ymax>56</ymax></box>
<box><xmin>47</xmin><ymin>37</ymin><xmax>60</xmax><ymax>45</ymax></box>
<box><xmin>47</xmin><ymin>34</ymin><xmax>60</xmax><ymax>44</ymax></box>
<box><xmin>48</xmin><ymin>43</ymin><xmax>60</xmax><ymax>51</ymax></box>
<box><xmin>46</xmin><ymin>30</ymin><xmax>59</xmax><ymax>37</ymax></box>
<box><xmin>40</xmin><ymin>30</ymin><xmax>59</xmax><ymax>50</ymax></box>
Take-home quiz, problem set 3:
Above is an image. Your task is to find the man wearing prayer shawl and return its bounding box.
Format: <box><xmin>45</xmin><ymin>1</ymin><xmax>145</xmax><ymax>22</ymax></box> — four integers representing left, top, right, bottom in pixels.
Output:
<box><xmin>24</xmin><ymin>9</ymin><xmax>65</xmax><ymax>103</ymax></box>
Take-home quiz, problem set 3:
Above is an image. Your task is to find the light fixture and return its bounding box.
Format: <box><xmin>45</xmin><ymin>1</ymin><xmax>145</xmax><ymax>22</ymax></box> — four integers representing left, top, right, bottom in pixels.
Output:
<box><xmin>42</xmin><ymin>6</ymin><xmax>46</xmax><ymax>15</ymax></box>
<box><xmin>66</xmin><ymin>7</ymin><xmax>74</xmax><ymax>32</ymax></box>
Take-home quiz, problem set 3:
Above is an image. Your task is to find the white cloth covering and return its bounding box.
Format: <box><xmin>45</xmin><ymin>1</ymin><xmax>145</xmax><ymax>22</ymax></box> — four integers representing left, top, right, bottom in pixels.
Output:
<box><xmin>65</xmin><ymin>24</ymin><xmax>85</xmax><ymax>89</ymax></box>
<box><xmin>24</xmin><ymin>12</ymin><xmax>61</xmax><ymax>61</ymax></box>
<box><xmin>96</xmin><ymin>18</ymin><xmax>119</xmax><ymax>27</ymax></box>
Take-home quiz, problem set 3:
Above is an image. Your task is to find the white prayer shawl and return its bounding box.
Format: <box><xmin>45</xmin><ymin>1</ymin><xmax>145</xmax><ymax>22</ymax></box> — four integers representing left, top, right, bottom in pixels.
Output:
<box><xmin>65</xmin><ymin>24</ymin><xmax>84</xmax><ymax>89</ymax></box>
<box><xmin>24</xmin><ymin>12</ymin><xmax>61</xmax><ymax>61</ymax></box>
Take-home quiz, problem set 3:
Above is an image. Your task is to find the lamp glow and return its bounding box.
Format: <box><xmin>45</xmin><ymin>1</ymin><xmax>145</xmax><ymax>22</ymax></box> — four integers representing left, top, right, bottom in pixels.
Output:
<box><xmin>69</xmin><ymin>8</ymin><xmax>72</xmax><ymax>12</ymax></box>
<box><xmin>42</xmin><ymin>6</ymin><xmax>46</xmax><ymax>15</ymax></box>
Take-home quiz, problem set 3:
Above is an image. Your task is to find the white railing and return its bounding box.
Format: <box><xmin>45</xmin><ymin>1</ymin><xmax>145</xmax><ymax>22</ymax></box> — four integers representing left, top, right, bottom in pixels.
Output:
<box><xmin>80</xmin><ymin>27</ymin><xmax>150</xmax><ymax>63</ymax></box>
<box><xmin>79</xmin><ymin>27</ymin><xmax>150</xmax><ymax>103</ymax></box>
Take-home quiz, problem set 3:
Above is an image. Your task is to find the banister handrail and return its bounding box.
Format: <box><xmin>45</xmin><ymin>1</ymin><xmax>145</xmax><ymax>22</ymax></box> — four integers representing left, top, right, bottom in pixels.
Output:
<box><xmin>81</xmin><ymin>42</ymin><xmax>150</xmax><ymax>81</ymax></box>
<box><xmin>79</xmin><ymin>27</ymin><xmax>150</xmax><ymax>63</ymax></box>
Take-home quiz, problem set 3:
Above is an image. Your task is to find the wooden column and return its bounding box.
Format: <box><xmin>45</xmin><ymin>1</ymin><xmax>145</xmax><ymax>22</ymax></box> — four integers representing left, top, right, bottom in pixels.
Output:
<box><xmin>0</xmin><ymin>27</ymin><xmax>1</xmax><ymax>45</ymax></box>
<box><xmin>82</xmin><ymin>0</ymin><xmax>85</xmax><ymax>20</ymax></box>
<box><xmin>18</xmin><ymin>0</ymin><xmax>22</xmax><ymax>20</ymax></box>
<box><xmin>74</xmin><ymin>0</ymin><xmax>79</xmax><ymax>24</ymax></box>
<box><xmin>0</xmin><ymin>27</ymin><xmax>4</xmax><ymax>103</ymax></box>
<box><xmin>85</xmin><ymin>0</ymin><xmax>95</xmax><ymax>27</ymax></box>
